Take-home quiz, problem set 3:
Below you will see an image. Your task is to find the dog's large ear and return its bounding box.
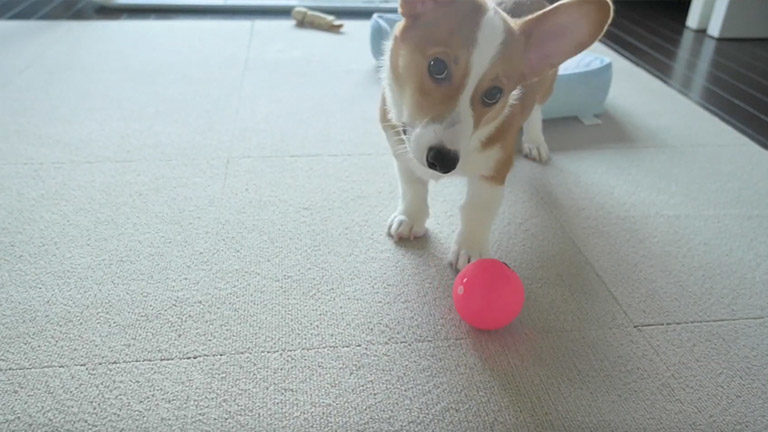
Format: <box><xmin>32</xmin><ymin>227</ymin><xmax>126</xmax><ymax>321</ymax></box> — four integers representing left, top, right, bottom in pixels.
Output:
<box><xmin>399</xmin><ymin>0</ymin><xmax>450</xmax><ymax>19</ymax></box>
<box><xmin>518</xmin><ymin>0</ymin><xmax>613</xmax><ymax>82</ymax></box>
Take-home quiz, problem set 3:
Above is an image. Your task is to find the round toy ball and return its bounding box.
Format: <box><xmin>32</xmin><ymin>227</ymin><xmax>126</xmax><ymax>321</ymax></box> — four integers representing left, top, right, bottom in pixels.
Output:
<box><xmin>452</xmin><ymin>259</ymin><xmax>525</xmax><ymax>330</ymax></box>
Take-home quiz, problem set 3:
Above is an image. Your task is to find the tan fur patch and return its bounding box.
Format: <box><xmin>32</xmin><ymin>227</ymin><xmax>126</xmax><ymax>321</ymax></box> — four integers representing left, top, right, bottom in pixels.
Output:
<box><xmin>481</xmin><ymin>60</ymin><xmax>553</xmax><ymax>185</ymax></box>
<box><xmin>536</xmin><ymin>69</ymin><xmax>557</xmax><ymax>105</ymax></box>
<box><xmin>470</xmin><ymin>0</ymin><xmax>552</xmax><ymax>134</ymax></box>
<box><xmin>471</xmin><ymin>26</ymin><xmax>526</xmax><ymax>132</ymax></box>
<box><xmin>389</xmin><ymin>0</ymin><xmax>487</xmax><ymax>124</ymax></box>
<box><xmin>482</xmin><ymin>116</ymin><xmax>518</xmax><ymax>185</ymax></box>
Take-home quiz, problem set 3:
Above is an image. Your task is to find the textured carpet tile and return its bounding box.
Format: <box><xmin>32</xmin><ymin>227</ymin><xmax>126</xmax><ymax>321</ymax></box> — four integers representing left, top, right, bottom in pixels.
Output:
<box><xmin>0</xmin><ymin>19</ymin><xmax>766</xmax><ymax>431</ymax></box>
<box><xmin>1</xmin><ymin>330</ymin><xmax>699</xmax><ymax>431</ymax></box>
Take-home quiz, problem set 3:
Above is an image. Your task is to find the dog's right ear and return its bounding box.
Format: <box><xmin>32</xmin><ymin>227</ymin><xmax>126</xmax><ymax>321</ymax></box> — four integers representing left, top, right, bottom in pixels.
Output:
<box><xmin>399</xmin><ymin>0</ymin><xmax>449</xmax><ymax>19</ymax></box>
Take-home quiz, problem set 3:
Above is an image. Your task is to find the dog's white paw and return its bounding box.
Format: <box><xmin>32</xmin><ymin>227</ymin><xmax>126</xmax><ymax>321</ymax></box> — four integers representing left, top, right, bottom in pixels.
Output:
<box><xmin>387</xmin><ymin>212</ymin><xmax>427</xmax><ymax>241</ymax></box>
<box><xmin>449</xmin><ymin>236</ymin><xmax>489</xmax><ymax>271</ymax></box>
<box><xmin>522</xmin><ymin>138</ymin><xmax>550</xmax><ymax>163</ymax></box>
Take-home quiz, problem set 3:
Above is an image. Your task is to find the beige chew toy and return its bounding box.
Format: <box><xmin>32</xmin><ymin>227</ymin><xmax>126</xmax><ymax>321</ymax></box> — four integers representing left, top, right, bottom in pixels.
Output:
<box><xmin>291</xmin><ymin>7</ymin><xmax>344</xmax><ymax>32</ymax></box>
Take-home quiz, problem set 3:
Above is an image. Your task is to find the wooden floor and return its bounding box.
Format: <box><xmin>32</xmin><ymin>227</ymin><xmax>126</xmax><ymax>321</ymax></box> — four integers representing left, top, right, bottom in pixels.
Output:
<box><xmin>2</xmin><ymin>0</ymin><xmax>767</xmax><ymax>150</ymax></box>
<box><xmin>602</xmin><ymin>1</ymin><xmax>768</xmax><ymax>150</ymax></box>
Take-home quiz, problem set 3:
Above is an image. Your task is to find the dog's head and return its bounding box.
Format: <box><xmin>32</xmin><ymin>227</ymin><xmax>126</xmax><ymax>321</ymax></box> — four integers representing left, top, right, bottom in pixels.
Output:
<box><xmin>385</xmin><ymin>0</ymin><xmax>612</xmax><ymax>175</ymax></box>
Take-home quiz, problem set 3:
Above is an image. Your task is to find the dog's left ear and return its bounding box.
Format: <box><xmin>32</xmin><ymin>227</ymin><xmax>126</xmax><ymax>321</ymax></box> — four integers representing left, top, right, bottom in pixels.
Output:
<box><xmin>518</xmin><ymin>0</ymin><xmax>613</xmax><ymax>82</ymax></box>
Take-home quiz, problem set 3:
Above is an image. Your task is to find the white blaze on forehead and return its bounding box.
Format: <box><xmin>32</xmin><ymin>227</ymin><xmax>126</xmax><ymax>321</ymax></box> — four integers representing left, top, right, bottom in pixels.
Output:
<box><xmin>444</xmin><ymin>5</ymin><xmax>507</xmax><ymax>154</ymax></box>
<box><xmin>459</xmin><ymin>7</ymin><xmax>506</xmax><ymax>113</ymax></box>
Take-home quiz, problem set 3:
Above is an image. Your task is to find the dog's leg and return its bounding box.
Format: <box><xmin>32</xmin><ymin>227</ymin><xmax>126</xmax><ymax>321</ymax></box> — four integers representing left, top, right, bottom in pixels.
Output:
<box><xmin>450</xmin><ymin>177</ymin><xmax>503</xmax><ymax>270</ymax></box>
<box><xmin>388</xmin><ymin>160</ymin><xmax>429</xmax><ymax>241</ymax></box>
<box><xmin>522</xmin><ymin>104</ymin><xmax>550</xmax><ymax>163</ymax></box>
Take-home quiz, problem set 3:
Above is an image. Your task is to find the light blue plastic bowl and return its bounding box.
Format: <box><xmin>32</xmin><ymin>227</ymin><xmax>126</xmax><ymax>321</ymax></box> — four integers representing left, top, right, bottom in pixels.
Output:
<box><xmin>370</xmin><ymin>13</ymin><xmax>612</xmax><ymax>122</ymax></box>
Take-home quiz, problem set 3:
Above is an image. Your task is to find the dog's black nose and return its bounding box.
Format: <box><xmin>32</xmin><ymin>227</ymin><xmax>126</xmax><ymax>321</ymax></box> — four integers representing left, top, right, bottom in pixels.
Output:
<box><xmin>426</xmin><ymin>145</ymin><xmax>459</xmax><ymax>174</ymax></box>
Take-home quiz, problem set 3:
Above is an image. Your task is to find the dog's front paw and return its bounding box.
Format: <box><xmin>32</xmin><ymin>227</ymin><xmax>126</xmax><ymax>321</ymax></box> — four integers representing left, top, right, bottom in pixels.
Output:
<box><xmin>387</xmin><ymin>212</ymin><xmax>427</xmax><ymax>241</ymax></box>
<box><xmin>449</xmin><ymin>234</ymin><xmax>489</xmax><ymax>271</ymax></box>
<box><xmin>522</xmin><ymin>137</ymin><xmax>550</xmax><ymax>163</ymax></box>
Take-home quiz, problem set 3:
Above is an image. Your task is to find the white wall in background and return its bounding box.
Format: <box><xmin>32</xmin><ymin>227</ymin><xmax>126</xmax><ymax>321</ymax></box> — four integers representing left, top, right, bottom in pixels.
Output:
<box><xmin>686</xmin><ymin>0</ymin><xmax>715</xmax><ymax>30</ymax></box>
<box><xmin>706</xmin><ymin>0</ymin><xmax>768</xmax><ymax>39</ymax></box>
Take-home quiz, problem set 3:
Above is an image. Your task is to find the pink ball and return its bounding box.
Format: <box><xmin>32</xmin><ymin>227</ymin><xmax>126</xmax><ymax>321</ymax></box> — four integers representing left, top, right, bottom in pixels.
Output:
<box><xmin>452</xmin><ymin>259</ymin><xmax>525</xmax><ymax>330</ymax></box>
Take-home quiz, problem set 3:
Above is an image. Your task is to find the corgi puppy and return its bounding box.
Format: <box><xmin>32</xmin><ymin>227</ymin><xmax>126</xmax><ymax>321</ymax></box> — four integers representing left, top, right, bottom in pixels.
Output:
<box><xmin>380</xmin><ymin>0</ymin><xmax>613</xmax><ymax>270</ymax></box>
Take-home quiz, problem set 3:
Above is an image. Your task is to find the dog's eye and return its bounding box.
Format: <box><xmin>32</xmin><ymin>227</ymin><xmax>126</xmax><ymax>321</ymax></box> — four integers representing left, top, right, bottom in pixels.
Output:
<box><xmin>428</xmin><ymin>57</ymin><xmax>449</xmax><ymax>81</ymax></box>
<box><xmin>481</xmin><ymin>86</ymin><xmax>503</xmax><ymax>107</ymax></box>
